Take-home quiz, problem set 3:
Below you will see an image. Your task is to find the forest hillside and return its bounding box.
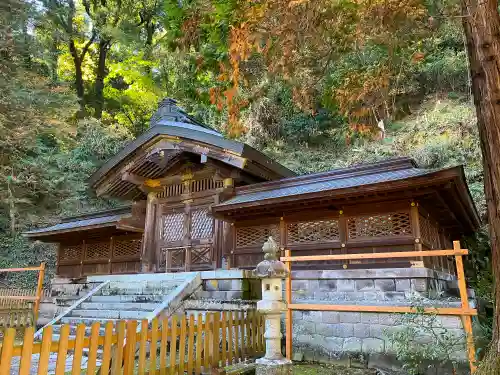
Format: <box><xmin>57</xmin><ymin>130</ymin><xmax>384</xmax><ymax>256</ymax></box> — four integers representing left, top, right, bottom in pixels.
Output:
<box><xmin>0</xmin><ymin>0</ymin><xmax>490</xmax><ymax>301</ymax></box>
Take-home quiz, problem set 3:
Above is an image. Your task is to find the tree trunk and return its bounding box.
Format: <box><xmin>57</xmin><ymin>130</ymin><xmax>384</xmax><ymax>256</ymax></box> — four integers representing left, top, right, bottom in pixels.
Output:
<box><xmin>461</xmin><ymin>0</ymin><xmax>500</xmax><ymax>371</ymax></box>
<box><xmin>68</xmin><ymin>39</ymin><xmax>86</xmax><ymax>117</ymax></box>
<box><xmin>93</xmin><ymin>39</ymin><xmax>110</xmax><ymax>119</ymax></box>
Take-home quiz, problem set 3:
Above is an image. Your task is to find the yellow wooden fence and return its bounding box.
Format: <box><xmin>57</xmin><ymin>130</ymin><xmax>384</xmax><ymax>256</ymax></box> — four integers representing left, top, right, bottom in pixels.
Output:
<box><xmin>0</xmin><ymin>310</ymin><xmax>265</xmax><ymax>375</ymax></box>
<box><xmin>0</xmin><ymin>263</ymin><xmax>46</xmax><ymax>329</ymax></box>
<box><xmin>282</xmin><ymin>240</ymin><xmax>478</xmax><ymax>374</ymax></box>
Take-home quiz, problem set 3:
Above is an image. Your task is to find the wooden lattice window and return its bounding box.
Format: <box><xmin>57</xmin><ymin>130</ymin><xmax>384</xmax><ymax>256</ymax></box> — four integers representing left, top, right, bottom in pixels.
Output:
<box><xmin>348</xmin><ymin>212</ymin><xmax>412</xmax><ymax>239</ymax></box>
<box><xmin>191</xmin><ymin>208</ymin><xmax>213</xmax><ymax>240</ymax></box>
<box><xmin>113</xmin><ymin>238</ymin><xmax>141</xmax><ymax>259</ymax></box>
<box><xmin>162</xmin><ymin>212</ymin><xmax>184</xmax><ymax>242</ymax></box>
<box><xmin>59</xmin><ymin>245</ymin><xmax>82</xmax><ymax>261</ymax></box>
<box><xmin>287</xmin><ymin>219</ymin><xmax>340</xmax><ymax>244</ymax></box>
<box><xmin>419</xmin><ymin>215</ymin><xmax>441</xmax><ymax>249</ymax></box>
<box><xmin>236</xmin><ymin>224</ymin><xmax>280</xmax><ymax>248</ymax></box>
<box><xmin>85</xmin><ymin>242</ymin><xmax>110</xmax><ymax>260</ymax></box>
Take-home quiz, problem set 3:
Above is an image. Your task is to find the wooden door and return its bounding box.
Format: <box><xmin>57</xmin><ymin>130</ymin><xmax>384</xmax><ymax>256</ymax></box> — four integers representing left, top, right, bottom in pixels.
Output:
<box><xmin>157</xmin><ymin>202</ymin><xmax>215</xmax><ymax>271</ymax></box>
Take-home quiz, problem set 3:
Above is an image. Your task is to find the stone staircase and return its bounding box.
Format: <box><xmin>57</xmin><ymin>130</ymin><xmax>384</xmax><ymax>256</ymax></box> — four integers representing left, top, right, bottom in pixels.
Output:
<box><xmin>39</xmin><ymin>273</ymin><xmax>201</xmax><ymax>340</ymax></box>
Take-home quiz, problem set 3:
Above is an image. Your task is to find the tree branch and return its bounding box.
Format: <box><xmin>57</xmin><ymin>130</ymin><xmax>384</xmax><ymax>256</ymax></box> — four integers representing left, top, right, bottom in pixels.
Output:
<box><xmin>79</xmin><ymin>29</ymin><xmax>97</xmax><ymax>60</ymax></box>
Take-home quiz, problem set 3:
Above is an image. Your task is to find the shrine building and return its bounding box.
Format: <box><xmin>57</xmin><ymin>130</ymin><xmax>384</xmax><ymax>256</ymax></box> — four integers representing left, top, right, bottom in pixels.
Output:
<box><xmin>24</xmin><ymin>98</ymin><xmax>480</xmax><ymax>278</ymax></box>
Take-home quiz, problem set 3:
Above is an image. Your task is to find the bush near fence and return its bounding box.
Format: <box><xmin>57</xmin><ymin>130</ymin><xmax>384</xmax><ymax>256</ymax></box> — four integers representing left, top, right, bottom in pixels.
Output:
<box><xmin>0</xmin><ymin>310</ymin><xmax>265</xmax><ymax>375</ymax></box>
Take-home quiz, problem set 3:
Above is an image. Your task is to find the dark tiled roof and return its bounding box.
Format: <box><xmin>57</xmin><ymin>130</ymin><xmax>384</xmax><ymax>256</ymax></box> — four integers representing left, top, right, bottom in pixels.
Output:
<box><xmin>217</xmin><ymin>166</ymin><xmax>438</xmax><ymax>207</ymax></box>
<box><xmin>23</xmin><ymin>213</ymin><xmax>126</xmax><ymax>237</ymax></box>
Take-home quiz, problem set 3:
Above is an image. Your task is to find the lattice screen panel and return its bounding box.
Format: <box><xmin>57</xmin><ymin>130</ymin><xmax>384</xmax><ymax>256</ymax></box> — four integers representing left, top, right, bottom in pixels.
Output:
<box><xmin>287</xmin><ymin>219</ymin><xmax>340</xmax><ymax>244</ymax></box>
<box><xmin>191</xmin><ymin>208</ymin><xmax>213</xmax><ymax>240</ymax></box>
<box><xmin>236</xmin><ymin>224</ymin><xmax>280</xmax><ymax>248</ymax></box>
<box><xmin>59</xmin><ymin>245</ymin><xmax>83</xmax><ymax>261</ymax></box>
<box><xmin>165</xmin><ymin>248</ymin><xmax>185</xmax><ymax>270</ymax></box>
<box><xmin>113</xmin><ymin>238</ymin><xmax>142</xmax><ymax>259</ymax></box>
<box><xmin>85</xmin><ymin>242</ymin><xmax>110</xmax><ymax>260</ymax></box>
<box><xmin>158</xmin><ymin>179</ymin><xmax>224</xmax><ymax>198</ymax></box>
<box><xmin>191</xmin><ymin>246</ymin><xmax>212</xmax><ymax>266</ymax></box>
<box><xmin>348</xmin><ymin>212</ymin><xmax>412</xmax><ymax>239</ymax></box>
<box><xmin>419</xmin><ymin>215</ymin><xmax>441</xmax><ymax>249</ymax></box>
<box><xmin>162</xmin><ymin>212</ymin><xmax>184</xmax><ymax>242</ymax></box>
<box><xmin>191</xmin><ymin>179</ymin><xmax>223</xmax><ymax>193</ymax></box>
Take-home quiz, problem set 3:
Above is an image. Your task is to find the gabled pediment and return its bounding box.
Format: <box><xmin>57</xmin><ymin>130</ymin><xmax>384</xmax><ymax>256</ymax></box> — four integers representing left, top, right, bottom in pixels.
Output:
<box><xmin>90</xmin><ymin>100</ymin><xmax>294</xmax><ymax>199</ymax></box>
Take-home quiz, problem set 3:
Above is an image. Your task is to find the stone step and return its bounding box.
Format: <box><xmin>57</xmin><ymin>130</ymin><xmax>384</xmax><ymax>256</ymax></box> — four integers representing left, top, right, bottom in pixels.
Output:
<box><xmin>61</xmin><ymin>316</ymin><xmax>119</xmax><ymax>326</ymax></box>
<box><xmin>52</xmin><ymin>323</ymin><xmax>104</xmax><ymax>336</ymax></box>
<box><xmin>90</xmin><ymin>294</ymin><xmax>165</xmax><ymax>303</ymax></box>
<box><xmin>101</xmin><ymin>280</ymin><xmax>180</xmax><ymax>294</ymax></box>
<box><xmin>80</xmin><ymin>301</ymin><xmax>158</xmax><ymax>311</ymax></box>
<box><xmin>99</xmin><ymin>286</ymin><xmax>176</xmax><ymax>296</ymax></box>
<box><xmin>183</xmin><ymin>299</ymin><xmax>256</xmax><ymax>311</ymax></box>
<box><xmin>69</xmin><ymin>309</ymin><xmax>150</xmax><ymax>320</ymax></box>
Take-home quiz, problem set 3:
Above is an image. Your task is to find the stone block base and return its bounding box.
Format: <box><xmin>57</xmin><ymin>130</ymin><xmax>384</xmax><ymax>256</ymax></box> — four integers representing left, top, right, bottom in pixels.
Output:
<box><xmin>256</xmin><ymin>359</ymin><xmax>292</xmax><ymax>375</ymax></box>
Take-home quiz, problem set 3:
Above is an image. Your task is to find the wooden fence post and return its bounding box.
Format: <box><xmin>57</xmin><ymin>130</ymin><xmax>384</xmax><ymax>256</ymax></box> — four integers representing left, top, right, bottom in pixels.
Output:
<box><xmin>453</xmin><ymin>241</ymin><xmax>477</xmax><ymax>374</ymax></box>
<box><xmin>33</xmin><ymin>262</ymin><xmax>45</xmax><ymax>324</ymax></box>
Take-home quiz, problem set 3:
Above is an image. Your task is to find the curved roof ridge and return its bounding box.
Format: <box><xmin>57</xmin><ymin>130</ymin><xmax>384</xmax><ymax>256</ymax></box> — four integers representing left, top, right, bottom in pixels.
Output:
<box><xmin>234</xmin><ymin>156</ymin><xmax>419</xmax><ymax>194</ymax></box>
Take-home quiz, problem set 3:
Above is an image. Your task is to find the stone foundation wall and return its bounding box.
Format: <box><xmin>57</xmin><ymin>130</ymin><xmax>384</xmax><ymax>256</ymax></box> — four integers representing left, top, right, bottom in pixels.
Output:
<box><xmin>289</xmin><ymin>268</ymin><xmax>472</xmax><ymax>374</ymax></box>
<box><xmin>192</xmin><ymin>270</ymin><xmax>260</xmax><ymax>300</ymax></box>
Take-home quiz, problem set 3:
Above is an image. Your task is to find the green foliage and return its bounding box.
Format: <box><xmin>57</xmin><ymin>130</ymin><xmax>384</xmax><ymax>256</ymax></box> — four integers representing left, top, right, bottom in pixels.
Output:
<box><xmin>0</xmin><ymin>235</ymin><xmax>56</xmax><ymax>287</ymax></box>
<box><xmin>387</xmin><ymin>304</ymin><xmax>466</xmax><ymax>375</ymax></box>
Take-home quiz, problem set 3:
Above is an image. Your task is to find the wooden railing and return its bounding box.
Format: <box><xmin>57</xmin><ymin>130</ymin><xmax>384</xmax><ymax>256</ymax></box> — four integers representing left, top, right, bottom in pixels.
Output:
<box><xmin>281</xmin><ymin>240</ymin><xmax>477</xmax><ymax>374</ymax></box>
<box><xmin>0</xmin><ymin>263</ymin><xmax>46</xmax><ymax>328</ymax></box>
<box><xmin>0</xmin><ymin>310</ymin><xmax>265</xmax><ymax>375</ymax></box>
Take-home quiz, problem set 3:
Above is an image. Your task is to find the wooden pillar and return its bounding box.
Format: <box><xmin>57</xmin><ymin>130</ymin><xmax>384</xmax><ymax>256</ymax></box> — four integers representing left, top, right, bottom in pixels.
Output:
<box><xmin>141</xmin><ymin>191</ymin><xmax>158</xmax><ymax>273</ymax></box>
<box><xmin>410</xmin><ymin>201</ymin><xmax>424</xmax><ymax>267</ymax></box>
<box><xmin>338</xmin><ymin>210</ymin><xmax>348</xmax><ymax>268</ymax></box>
<box><xmin>213</xmin><ymin>194</ymin><xmax>221</xmax><ymax>269</ymax></box>
<box><xmin>80</xmin><ymin>240</ymin><xmax>86</xmax><ymax>277</ymax></box>
<box><xmin>109</xmin><ymin>237</ymin><xmax>114</xmax><ymax>274</ymax></box>
<box><xmin>279</xmin><ymin>216</ymin><xmax>286</xmax><ymax>258</ymax></box>
<box><xmin>284</xmin><ymin>249</ymin><xmax>292</xmax><ymax>360</ymax></box>
<box><xmin>184</xmin><ymin>200</ymin><xmax>192</xmax><ymax>272</ymax></box>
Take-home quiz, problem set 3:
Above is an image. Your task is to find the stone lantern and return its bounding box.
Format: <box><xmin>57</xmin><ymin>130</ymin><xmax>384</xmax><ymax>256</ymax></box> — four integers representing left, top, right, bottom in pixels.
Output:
<box><xmin>253</xmin><ymin>237</ymin><xmax>292</xmax><ymax>375</ymax></box>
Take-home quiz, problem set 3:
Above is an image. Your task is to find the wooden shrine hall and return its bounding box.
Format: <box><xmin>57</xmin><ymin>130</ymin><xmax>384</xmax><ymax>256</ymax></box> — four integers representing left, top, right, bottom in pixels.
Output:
<box><xmin>24</xmin><ymin>99</ymin><xmax>481</xmax><ymax>278</ymax></box>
